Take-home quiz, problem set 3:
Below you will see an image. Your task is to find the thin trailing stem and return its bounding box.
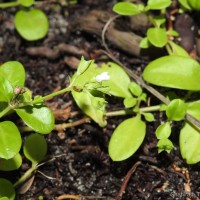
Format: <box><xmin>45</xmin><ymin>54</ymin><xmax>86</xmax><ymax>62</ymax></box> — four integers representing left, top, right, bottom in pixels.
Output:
<box><xmin>0</xmin><ymin>1</ymin><xmax>20</xmax><ymax>8</ymax></box>
<box><xmin>105</xmin><ymin>105</ymin><xmax>161</xmax><ymax>117</ymax></box>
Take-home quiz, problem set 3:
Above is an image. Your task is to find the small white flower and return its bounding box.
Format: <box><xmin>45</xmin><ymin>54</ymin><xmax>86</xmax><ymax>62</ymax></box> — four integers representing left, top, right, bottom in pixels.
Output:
<box><xmin>95</xmin><ymin>72</ymin><xmax>110</xmax><ymax>82</ymax></box>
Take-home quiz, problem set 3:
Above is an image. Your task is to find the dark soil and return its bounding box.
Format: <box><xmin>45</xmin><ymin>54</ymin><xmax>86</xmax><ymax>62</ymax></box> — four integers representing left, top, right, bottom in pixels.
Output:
<box><xmin>0</xmin><ymin>1</ymin><xmax>200</xmax><ymax>200</ymax></box>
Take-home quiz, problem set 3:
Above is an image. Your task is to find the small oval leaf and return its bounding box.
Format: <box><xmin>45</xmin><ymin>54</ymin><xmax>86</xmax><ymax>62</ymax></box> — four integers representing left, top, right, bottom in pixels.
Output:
<box><xmin>0</xmin><ymin>61</ymin><xmax>25</xmax><ymax>87</ymax></box>
<box><xmin>146</xmin><ymin>0</ymin><xmax>172</xmax><ymax>10</ymax></box>
<box><xmin>0</xmin><ymin>154</ymin><xmax>22</xmax><ymax>171</ymax></box>
<box><xmin>166</xmin><ymin>99</ymin><xmax>186</xmax><ymax>121</ymax></box>
<box><xmin>113</xmin><ymin>2</ymin><xmax>142</xmax><ymax>15</ymax></box>
<box><xmin>23</xmin><ymin>133</ymin><xmax>47</xmax><ymax>165</ymax></box>
<box><xmin>0</xmin><ymin>178</ymin><xmax>15</xmax><ymax>200</ymax></box>
<box><xmin>16</xmin><ymin>105</ymin><xmax>54</xmax><ymax>134</ymax></box>
<box><xmin>142</xmin><ymin>55</ymin><xmax>200</xmax><ymax>90</ymax></box>
<box><xmin>155</xmin><ymin>122</ymin><xmax>171</xmax><ymax>139</ymax></box>
<box><xmin>14</xmin><ymin>9</ymin><xmax>48</xmax><ymax>41</ymax></box>
<box><xmin>109</xmin><ymin>115</ymin><xmax>146</xmax><ymax>161</ymax></box>
<box><xmin>147</xmin><ymin>28</ymin><xmax>168</xmax><ymax>47</ymax></box>
<box><xmin>0</xmin><ymin>121</ymin><xmax>22</xmax><ymax>159</ymax></box>
<box><xmin>180</xmin><ymin>123</ymin><xmax>200</xmax><ymax>164</ymax></box>
<box><xmin>72</xmin><ymin>91</ymin><xmax>106</xmax><ymax>127</ymax></box>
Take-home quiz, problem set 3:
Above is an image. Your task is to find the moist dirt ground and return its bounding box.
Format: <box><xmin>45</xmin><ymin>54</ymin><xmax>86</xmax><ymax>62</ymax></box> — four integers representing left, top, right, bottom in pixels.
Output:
<box><xmin>0</xmin><ymin>0</ymin><xmax>200</xmax><ymax>200</ymax></box>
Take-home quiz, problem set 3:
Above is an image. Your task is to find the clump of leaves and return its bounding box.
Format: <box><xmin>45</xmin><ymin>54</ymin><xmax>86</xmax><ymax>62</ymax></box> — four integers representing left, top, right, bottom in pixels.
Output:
<box><xmin>112</xmin><ymin>0</ymin><xmax>187</xmax><ymax>52</ymax></box>
<box><xmin>70</xmin><ymin>55</ymin><xmax>200</xmax><ymax>165</ymax></box>
<box><xmin>0</xmin><ymin>0</ymin><xmax>49</xmax><ymax>41</ymax></box>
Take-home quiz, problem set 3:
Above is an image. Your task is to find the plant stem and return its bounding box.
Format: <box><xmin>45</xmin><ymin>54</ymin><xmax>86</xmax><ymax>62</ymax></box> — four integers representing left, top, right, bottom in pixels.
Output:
<box><xmin>0</xmin><ymin>105</ymin><xmax>12</xmax><ymax>118</ymax></box>
<box><xmin>0</xmin><ymin>1</ymin><xmax>20</xmax><ymax>8</ymax></box>
<box><xmin>17</xmin><ymin>86</ymin><xmax>73</xmax><ymax>108</ymax></box>
<box><xmin>106</xmin><ymin>105</ymin><xmax>161</xmax><ymax>117</ymax></box>
<box><xmin>13</xmin><ymin>164</ymin><xmax>38</xmax><ymax>187</ymax></box>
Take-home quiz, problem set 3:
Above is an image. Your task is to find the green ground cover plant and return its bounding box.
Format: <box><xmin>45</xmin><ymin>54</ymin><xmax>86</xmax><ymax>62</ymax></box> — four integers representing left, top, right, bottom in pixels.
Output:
<box><xmin>0</xmin><ymin>0</ymin><xmax>49</xmax><ymax>41</ymax></box>
<box><xmin>1</xmin><ymin>0</ymin><xmax>200</xmax><ymax>198</ymax></box>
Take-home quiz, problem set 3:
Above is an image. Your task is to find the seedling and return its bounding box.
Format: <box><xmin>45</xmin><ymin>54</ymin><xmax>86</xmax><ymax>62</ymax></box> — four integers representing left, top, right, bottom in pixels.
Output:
<box><xmin>112</xmin><ymin>0</ymin><xmax>182</xmax><ymax>50</ymax></box>
<box><xmin>0</xmin><ymin>0</ymin><xmax>49</xmax><ymax>41</ymax></box>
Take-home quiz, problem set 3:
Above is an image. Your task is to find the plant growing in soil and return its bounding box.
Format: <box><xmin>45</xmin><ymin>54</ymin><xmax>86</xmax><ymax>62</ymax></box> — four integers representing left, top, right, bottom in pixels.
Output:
<box><xmin>0</xmin><ymin>57</ymin><xmax>117</xmax><ymax>198</ymax></box>
<box><xmin>0</xmin><ymin>0</ymin><xmax>49</xmax><ymax>41</ymax></box>
<box><xmin>71</xmin><ymin>56</ymin><xmax>200</xmax><ymax>164</ymax></box>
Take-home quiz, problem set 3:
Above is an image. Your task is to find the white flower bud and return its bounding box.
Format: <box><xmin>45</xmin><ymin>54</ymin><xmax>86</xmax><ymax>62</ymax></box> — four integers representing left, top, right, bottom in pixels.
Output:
<box><xmin>95</xmin><ymin>72</ymin><xmax>110</xmax><ymax>82</ymax></box>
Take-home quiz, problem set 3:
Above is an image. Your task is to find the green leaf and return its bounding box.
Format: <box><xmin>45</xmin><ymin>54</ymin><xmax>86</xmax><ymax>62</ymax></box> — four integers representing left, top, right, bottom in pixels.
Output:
<box><xmin>113</xmin><ymin>2</ymin><xmax>143</xmax><ymax>16</ymax></box>
<box><xmin>0</xmin><ymin>179</ymin><xmax>15</xmax><ymax>200</ymax></box>
<box><xmin>142</xmin><ymin>55</ymin><xmax>200</xmax><ymax>90</ymax></box>
<box><xmin>139</xmin><ymin>37</ymin><xmax>151</xmax><ymax>48</ymax></box>
<box><xmin>19</xmin><ymin>0</ymin><xmax>34</xmax><ymax>7</ymax></box>
<box><xmin>188</xmin><ymin>0</ymin><xmax>200</xmax><ymax>10</ymax></box>
<box><xmin>152</xmin><ymin>16</ymin><xmax>166</xmax><ymax>28</ymax></box>
<box><xmin>167</xmin><ymin>41</ymin><xmax>190</xmax><ymax>57</ymax></box>
<box><xmin>109</xmin><ymin>115</ymin><xmax>146</xmax><ymax>161</ymax></box>
<box><xmin>142</xmin><ymin>112</ymin><xmax>155</xmax><ymax>122</ymax></box>
<box><xmin>186</xmin><ymin>100</ymin><xmax>200</xmax><ymax>119</ymax></box>
<box><xmin>0</xmin><ymin>153</ymin><xmax>22</xmax><ymax>171</ymax></box>
<box><xmin>0</xmin><ymin>121</ymin><xmax>22</xmax><ymax>160</ymax></box>
<box><xmin>166</xmin><ymin>99</ymin><xmax>186</xmax><ymax>121</ymax></box>
<box><xmin>178</xmin><ymin>0</ymin><xmax>192</xmax><ymax>9</ymax></box>
<box><xmin>72</xmin><ymin>91</ymin><xmax>107</xmax><ymax>127</ymax></box>
<box><xmin>157</xmin><ymin>138</ymin><xmax>174</xmax><ymax>153</ymax></box>
<box><xmin>155</xmin><ymin>122</ymin><xmax>171</xmax><ymax>139</ymax></box>
<box><xmin>147</xmin><ymin>28</ymin><xmax>168</xmax><ymax>47</ymax></box>
<box><xmin>0</xmin><ymin>77</ymin><xmax>13</xmax><ymax>102</ymax></box>
<box><xmin>123</xmin><ymin>97</ymin><xmax>137</xmax><ymax>108</ymax></box>
<box><xmin>0</xmin><ymin>61</ymin><xmax>25</xmax><ymax>87</ymax></box>
<box><xmin>14</xmin><ymin>9</ymin><xmax>49</xmax><ymax>41</ymax></box>
<box><xmin>0</xmin><ymin>197</ymin><xmax>9</xmax><ymax>200</ymax></box>
<box><xmin>166</xmin><ymin>30</ymin><xmax>179</xmax><ymax>37</ymax></box>
<box><xmin>23</xmin><ymin>133</ymin><xmax>47</xmax><ymax>165</ymax></box>
<box><xmin>72</xmin><ymin>62</ymin><xmax>132</xmax><ymax>98</ymax></box>
<box><xmin>129</xmin><ymin>82</ymin><xmax>142</xmax><ymax>97</ymax></box>
<box><xmin>76</xmin><ymin>57</ymin><xmax>93</xmax><ymax>76</ymax></box>
<box><xmin>180</xmin><ymin>123</ymin><xmax>200</xmax><ymax>164</ymax></box>
<box><xmin>146</xmin><ymin>0</ymin><xmax>172</xmax><ymax>10</ymax></box>
<box><xmin>97</xmin><ymin>62</ymin><xmax>132</xmax><ymax>98</ymax></box>
<box><xmin>15</xmin><ymin>105</ymin><xmax>54</xmax><ymax>134</ymax></box>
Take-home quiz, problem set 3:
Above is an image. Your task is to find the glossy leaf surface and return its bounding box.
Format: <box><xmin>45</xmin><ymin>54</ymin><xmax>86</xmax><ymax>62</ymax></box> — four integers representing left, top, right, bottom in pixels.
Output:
<box><xmin>180</xmin><ymin>123</ymin><xmax>200</xmax><ymax>164</ymax></box>
<box><xmin>16</xmin><ymin>105</ymin><xmax>54</xmax><ymax>134</ymax></box>
<box><xmin>188</xmin><ymin>0</ymin><xmax>200</xmax><ymax>10</ymax></box>
<box><xmin>142</xmin><ymin>55</ymin><xmax>200</xmax><ymax>90</ymax></box>
<box><xmin>0</xmin><ymin>61</ymin><xmax>25</xmax><ymax>87</ymax></box>
<box><xmin>146</xmin><ymin>0</ymin><xmax>172</xmax><ymax>10</ymax></box>
<box><xmin>109</xmin><ymin>115</ymin><xmax>146</xmax><ymax>161</ymax></box>
<box><xmin>0</xmin><ymin>121</ymin><xmax>21</xmax><ymax>159</ymax></box>
<box><xmin>155</xmin><ymin>122</ymin><xmax>171</xmax><ymax>139</ymax></box>
<box><xmin>147</xmin><ymin>28</ymin><xmax>167</xmax><ymax>47</ymax></box>
<box><xmin>166</xmin><ymin>99</ymin><xmax>186</xmax><ymax>121</ymax></box>
<box><xmin>0</xmin><ymin>77</ymin><xmax>13</xmax><ymax>102</ymax></box>
<box><xmin>157</xmin><ymin>138</ymin><xmax>174</xmax><ymax>153</ymax></box>
<box><xmin>72</xmin><ymin>91</ymin><xmax>107</xmax><ymax>127</ymax></box>
<box><xmin>167</xmin><ymin>41</ymin><xmax>190</xmax><ymax>57</ymax></box>
<box><xmin>0</xmin><ymin>153</ymin><xmax>22</xmax><ymax>171</ymax></box>
<box><xmin>14</xmin><ymin>9</ymin><xmax>48</xmax><ymax>41</ymax></box>
<box><xmin>23</xmin><ymin>133</ymin><xmax>47</xmax><ymax>165</ymax></box>
<box><xmin>113</xmin><ymin>2</ymin><xmax>143</xmax><ymax>15</ymax></box>
<box><xmin>0</xmin><ymin>179</ymin><xmax>15</xmax><ymax>200</ymax></box>
<box><xmin>98</xmin><ymin>62</ymin><xmax>132</xmax><ymax>98</ymax></box>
